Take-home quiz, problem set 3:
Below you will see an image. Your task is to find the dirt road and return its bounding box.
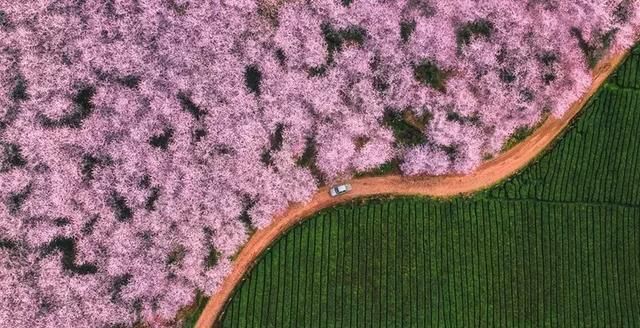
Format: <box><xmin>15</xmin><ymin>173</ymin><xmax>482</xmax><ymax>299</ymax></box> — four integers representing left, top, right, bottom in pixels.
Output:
<box><xmin>194</xmin><ymin>51</ymin><xmax>628</xmax><ymax>328</ymax></box>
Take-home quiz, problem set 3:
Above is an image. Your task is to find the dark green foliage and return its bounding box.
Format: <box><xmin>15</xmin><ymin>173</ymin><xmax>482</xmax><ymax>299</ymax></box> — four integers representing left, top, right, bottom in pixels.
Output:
<box><xmin>275</xmin><ymin>48</ymin><xmax>287</xmax><ymax>67</ymax></box>
<box><xmin>353</xmin><ymin>135</ymin><xmax>370</xmax><ymax>150</ymax></box>
<box><xmin>499</xmin><ymin>68</ymin><xmax>516</xmax><ymax>83</ymax></box>
<box><xmin>570</xmin><ymin>27</ymin><xmax>597</xmax><ymax>67</ymax></box>
<box><xmin>0</xmin><ymin>105</ymin><xmax>18</xmax><ymax>127</ymax></box>
<box><xmin>166</xmin><ymin>245</ymin><xmax>186</xmax><ymax>266</ymax></box>
<box><xmin>38</xmin><ymin>298</ymin><xmax>54</xmax><ymax>315</ymax></box>
<box><xmin>256</xmin><ymin>1</ymin><xmax>279</xmax><ymax>23</ymax></box>
<box><xmin>238</xmin><ymin>195</ymin><xmax>256</xmax><ymax>229</ymax></box>
<box><xmin>80</xmin><ymin>155</ymin><xmax>99</xmax><ymax>181</ymax></box>
<box><xmin>65</xmin><ymin>86</ymin><xmax>94</xmax><ymax>126</ymax></box>
<box><xmin>382</xmin><ymin>108</ymin><xmax>427</xmax><ymax>146</ymax></box>
<box><xmin>6</xmin><ymin>184</ymin><xmax>31</xmax><ymax>215</ymax></box>
<box><xmin>369</xmin><ymin>54</ymin><xmax>381</xmax><ymax>70</ymax></box>
<box><xmin>613</xmin><ymin>0</ymin><xmax>633</xmax><ymax>23</ymax></box>
<box><xmin>261</xmin><ymin>123</ymin><xmax>285</xmax><ymax>167</ymax></box>
<box><xmin>341</xmin><ymin>0</ymin><xmax>353</xmax><ymax>7</ymax></box>
<box><xmin>213</xmin><ymin>144</ymin><xmax>234</xmax><ymax>156</ymax></box>
<box><xmin>537</xmin><ymin>51</ymin><xmax>558</xmax><ymax>66</ymax></box>
<box><xmin>144</xmin><ymin>187</ymin><xmax>160</xmax><ymax>211</ymax></box>
<box><xmin>466</xmin><ymin>114</ymin><xmax>482</xmax><ymax>126</ymax></box>
<box><xmin>110</xmin><ymin>274</ymin><xmax>132</xmax><ymax>303</ymax></box>
<box><xmin>570</xmin><ymin>27</ymin><xmax>618</xmax><ymax>68</ymax></box>
<box><xmin>117</xmin><ymin>75</ymin><xmax>141</xmax><ymax>89</ymax></box>
<box><xmin>456</xmin><ymin>19</ymin><xmax>494</xmax><ymax>48</ymax></box>
<box><xmin>2</xmin><ymin>143</ymin><xmax>27</xmax><ymax>170</ymax></box>
<box><xmin>495</xmin><ymin>47</ymin><xmax>507</xmax><ymax>64</ymax></box>
<box><xmin>369</xmin><ymin>55</ymin><xmax>390</xmax><ymax>93</ymax></box>
<box><xmin>81</xmin><ymin>215</ymin><xmax>99</xmax><ymax>235</ymax></box>
<box><xmin>0</xmin><ymin>238</ymin><xmax>17</xmax><ymax>250</ymax></box>
<box><xmin>501</xmin><ymin>125</ymin><xmax>535</xmax><ymax>151</ymax></box>
<box><xmin>441</xmin><ymin>144</ymin><xmax>458</xmax><ymax>161</ymax></box>
<box><xmin>205</xmin><ymin>248</ymin><xmax>220</xmax><ymax>269</ymax></box>
<box><xmin>372</xmin><ymin>75</ymin><xmax>389</xmax><ymax>93</ymax></box>
<box><xmin>138</xmin><ymin>174</ymin><xmax>151</xmax><ymax>189</ymax></box>
<box><xmin>108</xmin><ymin>323</ymin><xmax>131</xmax><ymax>328</ymax></box>
<box><xmin>407</xmin><ymin>0</ymin><xmax>436</xmax><ymax>17</ymax></box>
<box><xmin>0</xmin><ymin>10</ymin><xmax>6</xmax><ymax>27</ymax></box>
<box><xmin>181</xmin><ymin>292</ymin><xmax>210</xmax><ymax>328</ymax></box>
<box><xmin>309</xmin><ymin>23</ymin><xmax>368</xmax><ymax>75</ymax></box>
<box><xmin>149</xmin><ymin>127</ymin><xmax>174</xmax><ymax>150</ymax></box>
<box><xmin>413</xmin><ymin>60</ymin><xmax>448</xmax><ymax>91</ymax></box>
<box><xmin>340</xmin><ymin>26</ymin><xmax>367</xmax><ymax>45</ymax></box>
<box><xmin>446</xmin><ymin>110</ymin><xmax>463</xmax><ymax>122</ymax></box>
<box><xmin>137</xmin><ymin>231</ymin><xmax>154</xmax><ymax>250</ymax></box>
<box><xmin>177</xmin><ymin>92</ymin><xmax>206</xmax><ymax>120</ymax></box>
<box><xmin>42</xmin><ymin>237</ymin><xmax>98</xmax><ymax>275</ymax></box>
<box><xmin>244</xmin><ymin>65</ymin><xmax>262</xmax><ymax>96</ymax></box>
<box><xmin>40</xmin><ymin>86</ymin><xmax>96</xmax><ymax>128</ymax></box>
<box><xmin>400</xmin><ymin>20</ymin><xmax>417</xmax><ymax>43</ymax></box>
<box><xmin>260</xmin><ymin>149</ymin><xmax>274</xmax><ymax>167</ymax></box>
<box><xmin>270</xmin><ymin>123</ymin><xmax>285</xmax><ymax>152</ymax></box>
<box><xmin>80</xmin><ymin>154</ymin><xmax>106</xmax><ymax>181</ymax></box>
<box><xmin>322</xmin><ymin>23</ymin><xmax>345</xmax><ymax>64</ymax></box>
<box><xmin>354</xmin><ymin>158</ymin><xmax>401</xmax><ymax>177</ymax></box>
<box><xmin>520</xmin><ymin>88</ymin><xmax>535</xmax><ymax>102</ymax></box>
<box><xmin>218</xmin><ymin>49</ymin><xmax>640</xmax><ymax>328</ymax></box>
<box><xmin>444</xmin><ymin>110</ymin><xmax>481</xmax><ymax>125</ymax></box>
<box><xmin>53</xmin><ymin>217</ymin><xmax>70</xmax><ymax>227</ymax></box>
<box><xmin>321</xmin><ymin>23</ymin><xmax>367</xmax><ymax>64</ymax></box>
<box><xmin>109</xmin><ymin>192</ymin><xmax>133</xmax><ymax>222</ymax></box>
<box><xmin>103</xmin><ymin>0</ymin><xmax>117</xmax><ymax>18</ymax></box>
<box><xmin>296</xmin><ymin>136</ymin><xmax>324</xmax><ymax>184</ymax></box>
<box><xmin>308</xmin><ymin>65</ymin><xmax>327</xmax><ymax>77</ymax></box>
<box><xmin>296</xmin><ymin>136</ymin><xmax>317</xmax><ymax>168</ymax></box>
<box><xmin>193</xmin><ymin>128</ymin><xmax>207</xmax><ymax>142</ymax></box>
<box><xmin>167</xmin><ymin>0</ymin><xmax>189</xmax><ymax>15</ymax></box>
<box><xmin>11</xmin><ymin>75</ymin><xmax>28</xmax><ymax>101</ymax></box>
<box><xmin>74</xmin><ymin>262</ymin><xmax>98</xmax><ymax>275</ymax></box>
<box><xmin>94</xmin><ymin>68</ymin><xmax>110</xmax><ymax>81</ymax></box>
<box><xmin>601</xmin><ymin>29</ymin><xmax>618</xmax><ymax>51</ymax></box>
<box><xmin>542</xmin><ymin>72</ymin><xmax>556</xmax><ymax>84</ymax></box>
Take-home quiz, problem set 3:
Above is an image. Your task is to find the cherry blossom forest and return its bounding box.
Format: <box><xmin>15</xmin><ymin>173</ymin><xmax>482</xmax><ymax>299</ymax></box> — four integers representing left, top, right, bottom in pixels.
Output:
<box><xmin>0</xmin><ymin>0</ymin><xmax>639</xmax><ymax>326</ymax></box>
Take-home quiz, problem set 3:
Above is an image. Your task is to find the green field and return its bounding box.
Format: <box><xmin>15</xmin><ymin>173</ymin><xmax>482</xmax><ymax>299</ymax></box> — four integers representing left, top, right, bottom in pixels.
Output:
<box><xmin>215</xmin><ymin>47</ymin><xmax>640</xmax><ymax>327</ymax></box>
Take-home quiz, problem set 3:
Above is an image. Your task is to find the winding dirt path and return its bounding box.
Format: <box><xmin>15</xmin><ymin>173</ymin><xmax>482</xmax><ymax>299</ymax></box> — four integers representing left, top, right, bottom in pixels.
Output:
<box><xmin>195</xmin><ymin>51</ymin><xmax>628</xmax><ymax>328</ymax></box>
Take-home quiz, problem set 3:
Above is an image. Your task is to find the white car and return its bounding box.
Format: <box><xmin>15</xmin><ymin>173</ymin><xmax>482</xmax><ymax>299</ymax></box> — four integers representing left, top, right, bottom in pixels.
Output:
<box><xmin>329</xmin><ymin>183</ymin><xmax>352</xmax><ymax>197</ymax></box>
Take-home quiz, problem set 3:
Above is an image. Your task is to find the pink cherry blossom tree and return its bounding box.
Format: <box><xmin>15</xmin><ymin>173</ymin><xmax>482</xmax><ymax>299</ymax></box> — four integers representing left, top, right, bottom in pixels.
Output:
<box><xmin>0</xmin><ymin>0</ymin><xmax>638</xmax><ymax>327</ymax></box>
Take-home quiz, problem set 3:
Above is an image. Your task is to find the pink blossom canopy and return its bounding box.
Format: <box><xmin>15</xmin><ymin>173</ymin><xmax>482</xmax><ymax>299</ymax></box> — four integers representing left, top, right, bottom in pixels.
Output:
<box><xmin>0</xmin><ymin>0</ymin><xmax>639</xmax><ymax>327</ymax></box>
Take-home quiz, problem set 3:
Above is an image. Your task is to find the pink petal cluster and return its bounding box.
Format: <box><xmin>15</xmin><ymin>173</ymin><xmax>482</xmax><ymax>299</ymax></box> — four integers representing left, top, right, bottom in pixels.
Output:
<box><xmin>0</xmin><ymin>0</ymin><xmax>638</xmax><ymax>327</ymax></box>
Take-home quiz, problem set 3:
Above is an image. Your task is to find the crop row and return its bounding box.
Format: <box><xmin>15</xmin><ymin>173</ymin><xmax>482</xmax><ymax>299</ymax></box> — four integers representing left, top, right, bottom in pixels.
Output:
<box><xmin>220</xmin><ymin>199</ymin><xmax>640</xmax><ymax>327</ymax></box>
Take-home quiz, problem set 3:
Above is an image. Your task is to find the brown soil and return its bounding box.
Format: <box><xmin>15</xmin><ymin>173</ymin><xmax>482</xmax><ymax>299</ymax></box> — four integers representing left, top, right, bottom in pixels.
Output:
<box><xmin>402</xmin><ymin>110</ymin><xmax>428</xmax><ymax>130</ymax></box>
<box><xmin>195</xmin><ymin>51</ymin><xmax>628</xmax><ymax>328</ymax></box>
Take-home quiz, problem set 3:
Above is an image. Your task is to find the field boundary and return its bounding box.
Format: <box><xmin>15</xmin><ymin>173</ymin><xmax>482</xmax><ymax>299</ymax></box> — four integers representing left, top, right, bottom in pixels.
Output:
<box><xmin>195</xmin><ymin>50</ymin><xmax>629</xmax><ymax>328</ymax></box>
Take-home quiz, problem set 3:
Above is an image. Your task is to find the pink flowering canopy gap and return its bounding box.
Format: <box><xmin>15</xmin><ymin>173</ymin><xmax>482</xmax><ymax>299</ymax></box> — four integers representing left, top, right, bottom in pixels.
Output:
<box><xmin>0</xmin><ymin>0</ymin><xmax>639</xmax><ymax>327</ymax></box>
